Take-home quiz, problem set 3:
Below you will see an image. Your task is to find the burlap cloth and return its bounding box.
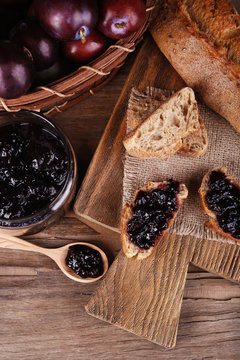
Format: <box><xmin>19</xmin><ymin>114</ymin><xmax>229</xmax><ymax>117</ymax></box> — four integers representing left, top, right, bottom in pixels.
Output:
<box><xmin>123</xmin><ymin>87</ymin><xmax>240</xmax><ymax>245</ymax></box>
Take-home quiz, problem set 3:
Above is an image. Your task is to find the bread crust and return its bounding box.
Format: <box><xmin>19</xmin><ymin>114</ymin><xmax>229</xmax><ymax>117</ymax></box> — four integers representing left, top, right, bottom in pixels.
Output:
<box><xmin>199</xmin><ymin>166</ymin><xmax>240</xmax><ymax>242</ymax></box>
<box><xmin>150</xmin><ymin>0</ymin><xmax>240</xmax><ymax>133</ymax></box>
<box><xmin>121</xmin><ymin>180</ymin><xmax>188</xmax><ymax>260</ymax></box>
<box><xmin>123</xmin><ymin>138</ymin><xmax>183</xmax><ymax>158</ymax></box>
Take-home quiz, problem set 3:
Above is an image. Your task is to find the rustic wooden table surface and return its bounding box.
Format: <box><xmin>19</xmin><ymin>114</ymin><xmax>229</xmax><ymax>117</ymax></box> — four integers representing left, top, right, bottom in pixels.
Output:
<box><xmin>0</xmin><ymin>43</ymin><xmax>239</xmax><ymax>360</ymax></box>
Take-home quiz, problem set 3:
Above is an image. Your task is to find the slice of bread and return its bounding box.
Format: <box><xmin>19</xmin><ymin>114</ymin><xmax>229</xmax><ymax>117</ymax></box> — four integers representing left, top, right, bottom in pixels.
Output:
<box><xmin>199</xmin><ymin>167</ymin><xmax>240</xmax><ymax>242</ymax></box>
<box><xmin>123</xmin><ymin>87</ymin><xmax>200</xmax><ymax>158</ymax></box>
<box><xmin>128</xmin><ymin>90</ymin><xmax>172</xmax><ymax>130</ymax></box>
<box><xmin>121</xmin><ymin>180</ymin><xmax>188</xmax><ymax>260</ymax></box>
<box><xmin>178</xmin><ymin>115</ymin><xmax>208</xmax><ymax>158</ymax></box>
<box><xmin>128</xmin><ymin>90</ymin><xmax>208</xmax><ymax>158</ymax></box>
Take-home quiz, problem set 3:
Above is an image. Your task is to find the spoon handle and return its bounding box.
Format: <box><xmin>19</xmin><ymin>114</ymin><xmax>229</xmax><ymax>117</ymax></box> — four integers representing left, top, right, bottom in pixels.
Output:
<box><xmin>0</xmin><ymin>232</ymin><xmax>49</xmax><ymax>256</ymax></box>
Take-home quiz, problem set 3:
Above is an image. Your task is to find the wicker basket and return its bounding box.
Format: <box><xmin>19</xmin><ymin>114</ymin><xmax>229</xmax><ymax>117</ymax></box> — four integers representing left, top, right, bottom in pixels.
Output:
<box><xmin>1</xmin><ymin>0</ymin><xmax>156</xmax><ymax>117</ymax></box>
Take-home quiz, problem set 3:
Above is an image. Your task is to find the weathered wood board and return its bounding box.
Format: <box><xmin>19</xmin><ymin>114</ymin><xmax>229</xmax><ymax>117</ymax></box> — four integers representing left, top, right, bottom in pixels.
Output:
<box><xmin>74</xmin><ymin>35</ymin><xmax>240</xmax><ymax>348</ymax></box>
<box><xmin>86</xmin><ymin>233</ymin><xmax>197</xmax><ymax>348</ymax></box>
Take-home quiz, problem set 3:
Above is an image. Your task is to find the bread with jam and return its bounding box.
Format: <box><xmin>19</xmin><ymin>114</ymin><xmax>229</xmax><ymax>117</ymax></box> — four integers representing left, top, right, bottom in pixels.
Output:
<box><xmin>121</xmin><ymin>180</ymin><xmax>188</xmax><ymax>260</ymax></box>
<box><xmin>199</xmin><ymin>167</ymin><xmax>240</xmax><ymax>242</ymax></box>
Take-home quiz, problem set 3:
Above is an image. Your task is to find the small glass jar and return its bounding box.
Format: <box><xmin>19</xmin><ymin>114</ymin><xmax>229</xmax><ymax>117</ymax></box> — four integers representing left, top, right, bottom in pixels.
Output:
<box><xmin>0</xmin><ymin>110</ymin><xmax>77</xmax><ymax>235</ymax></box>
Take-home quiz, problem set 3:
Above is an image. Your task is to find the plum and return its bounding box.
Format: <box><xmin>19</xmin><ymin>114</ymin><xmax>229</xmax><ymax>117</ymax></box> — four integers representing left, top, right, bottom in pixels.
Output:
<box><xmin>62</xmin><ymin>30</ymin><xmax>108</xmax><ymax>64</ymax></box>
<box><xmin>10</xmin><ymin>18</ymin><xmax>59</xmax><ymax>71</ymax></box>
<box><xmin>34</xmin><ymin>0</ymin><xmax>98</xmax><ymax>41</ymax></box>
<box><xmin>0</xmin><ymin>40</ymin><xmax>34</xmax><ymax>99</ymax></box>
<box><xmin>98</xmin><ymin>0</ymin><xmax>146</xmax><ymax>39</ymax></box>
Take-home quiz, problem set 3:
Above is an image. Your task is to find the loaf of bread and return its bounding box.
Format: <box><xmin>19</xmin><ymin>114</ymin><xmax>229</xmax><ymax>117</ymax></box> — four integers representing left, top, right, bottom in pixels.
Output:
<box><xmin>128</xmin><ymin>90</ymin><xmax>208</xmax><ymax>158</ymax></box>
<box><xmin>123</xmin><ymin>87</ymin><xmax>200</xmax><ymax>158</ymax></box>
<box><xmin>150</xmin><ymin>0</ymin><xmax>240</xmax><ymax>133</ymax></box>
<box><xmin>199</xmin><ymin>167</ymin><xmax>240</xmax><ymax>242</ymax></box>
<box><xmin>121</xmin><ymin>180</ymin><xmax>188</xmax><ymax>260</ymax></box>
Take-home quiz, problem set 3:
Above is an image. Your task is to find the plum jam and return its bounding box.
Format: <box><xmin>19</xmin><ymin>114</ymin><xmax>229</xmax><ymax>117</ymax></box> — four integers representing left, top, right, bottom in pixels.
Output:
<box><xmin>66</xmin><ymin>245</ymin><xmax>103</xmax><ymax>278</ymax></box>
<box><xmin>0</xmin><ymin>121</ymin><xmax>69</xmax><ymax>224</ymax></box>
<box><xmin>206</xmin><ymin>171</ymin><xmax>240</xmax><ymax>239</ymax></box>
<box><xmin>127</xmin><ymin>180</ymin><xmax>180</xmax><ymax>249</ymax></box>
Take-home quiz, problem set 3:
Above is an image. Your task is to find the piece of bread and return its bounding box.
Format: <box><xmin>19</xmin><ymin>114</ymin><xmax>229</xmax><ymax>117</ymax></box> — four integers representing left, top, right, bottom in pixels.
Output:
<box><xmin>128</xmin><ymin>90</ymin><xmax>172</xmax><ymax>130</ymax></box>
<box><xmin>121</xmin><ymin>180</ymin><xmax>188</xmax><ymax>260</ymax></box>
<box><xmin>150</xmin><ymin>0</ymin><xmax>240</xmax><ymax>133</ymax></box>
<box><xmin>178</xmin><ymin>115</ymin><xmax>208</xmax><ymax>157</ymax></box>
<box><xmin>128</xmin><ymin>91</ymin><xmax>208</xmax><ymax>158</ymax></box>
<box><xmin>199</xmin><ymin>166</ymin><xmax>240</xmax><ymax>242</ymax></box>
<box><xmin>123</xmin><ymin>87</ymin><xmax>200</xmax><ymax>158</ymax></box>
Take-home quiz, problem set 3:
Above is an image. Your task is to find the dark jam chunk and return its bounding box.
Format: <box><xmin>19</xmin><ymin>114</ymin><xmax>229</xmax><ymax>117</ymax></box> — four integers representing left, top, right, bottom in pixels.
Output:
<box><xmin>66</xmin><ymin>245</ymin><xmax>103</xmax><ymax>278</ymax></box>
<box><xmin>127</xmin><ymin>180</ymin><xmax>180</xmax><ymax>250</ymax></box>
<box><xmin>0</xmin><ymin>122</ymin><xmax>68</xmax><ymax>222</ymax></box>
<box><xmin>206</xmin><ymin>171</ymin><xmax>240</xmax><ymax>239</ymax></box>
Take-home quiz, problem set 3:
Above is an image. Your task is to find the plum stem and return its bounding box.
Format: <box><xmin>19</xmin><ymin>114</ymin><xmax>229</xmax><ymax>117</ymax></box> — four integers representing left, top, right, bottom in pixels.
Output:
<box><xmin>115</xmin><ymin>22</ymin><xmax>126</xmax><ymax>29</ymax></box>
<box><xmin>79</xmin><ymin>29</ymin><xmax>86</xmax><ymax>42</ymax></box>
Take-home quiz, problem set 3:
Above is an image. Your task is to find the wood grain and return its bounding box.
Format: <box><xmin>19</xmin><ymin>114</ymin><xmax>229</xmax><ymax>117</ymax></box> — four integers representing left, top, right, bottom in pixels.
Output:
<box><xmin>192</xmin><ymin>237</ymin><xmax>240</xmax><ymax>282</ymax></box>
<box><xmin>86</xmin><ymin>233</ymin><xmax>197</xmax><ymax>348</ymax></box>
<box><xmin>86</xmin><ymin>234</ymin><xmax>240</xmax><ymax>349</ymax></box>
<box><xmin>0</xmin><ymin>246</ymin><xmax>239</xmax><ymax>360</ymax></box>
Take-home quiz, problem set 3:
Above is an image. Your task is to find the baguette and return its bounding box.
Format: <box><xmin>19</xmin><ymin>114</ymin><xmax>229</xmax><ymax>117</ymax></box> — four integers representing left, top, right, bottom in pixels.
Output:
<box><xmin>199</xmin><ymin>167</ymin><xmax>240</xmax><ymax>242</ymax></box>
<box><xmin>123</xmin><ymin>87</ymin><xmax>200</xmax><ymax>158</ymax></box>
<box><xmin>150</xmin><ymin>0</ymin><xmax>240</xmax><ymax>133</ymax></box>
<box><xmin>121</xmin><ymin>180</ymin><xmax>188</xmax><ymax>260</ymax></box>
<box><xmin>128</xmin><ymin>91</ymin><xmax>208</xmax><ymax>158</ymax></box>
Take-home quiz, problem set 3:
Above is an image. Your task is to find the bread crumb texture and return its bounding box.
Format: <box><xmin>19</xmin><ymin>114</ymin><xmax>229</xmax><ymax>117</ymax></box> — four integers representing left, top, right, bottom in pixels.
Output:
<box><xmin>123</xmin><ymin>87</ymin><xmax>200</xmax><ymax>158</ymax></box>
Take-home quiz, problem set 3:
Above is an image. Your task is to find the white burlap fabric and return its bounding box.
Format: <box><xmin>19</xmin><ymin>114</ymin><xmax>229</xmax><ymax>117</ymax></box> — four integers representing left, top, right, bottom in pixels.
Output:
<box><xmin>123</xmin><ymin>87</ymin><xmax>240</xmax><ymax>244</ymax></box>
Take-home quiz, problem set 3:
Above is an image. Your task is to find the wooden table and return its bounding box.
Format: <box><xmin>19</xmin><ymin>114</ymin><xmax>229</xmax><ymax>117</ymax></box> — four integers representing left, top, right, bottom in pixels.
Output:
<box><xmin>0</xmin><ymin>43</ymin><xmax>239</xmax><ymax>360</ymax></box>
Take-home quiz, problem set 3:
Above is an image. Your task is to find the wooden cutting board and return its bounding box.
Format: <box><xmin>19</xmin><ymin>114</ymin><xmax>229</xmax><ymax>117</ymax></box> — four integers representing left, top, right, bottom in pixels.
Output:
<box><xmin>74</xmin><ymin>35</ymin><xmax>186</xmax><ymax>231</ymax></box>
<box><xmin>74</xmin><ymin>34</ymin><xmax>240</xmax><ymax>348</ymax></box>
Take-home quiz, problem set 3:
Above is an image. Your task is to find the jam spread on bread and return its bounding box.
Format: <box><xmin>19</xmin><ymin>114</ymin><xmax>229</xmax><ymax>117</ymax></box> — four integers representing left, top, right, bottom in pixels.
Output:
<box><xmin>0</xmin><ymin>122</ymin><xmax>68</xmax><ymax>223</ymax></box>
<box><xmin>66</xmin><ymin>245</ymin><xmax>103</xmax><ymax>278</ymax></box>
<box><xmin>127</xmin><ymin>180</ymin><xmax>180</xmax><ymax>249</ymax></box>
<box><xmin>206</xmin><ymin>170</ymin><xmax>240</xmax><ymax>238</ymax></box>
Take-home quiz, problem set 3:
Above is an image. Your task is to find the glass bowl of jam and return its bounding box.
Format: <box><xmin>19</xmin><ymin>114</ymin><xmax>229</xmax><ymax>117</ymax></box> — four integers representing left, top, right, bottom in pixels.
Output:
<box><xmin>0</xmin><ymin>110</ymin><xmax>77</xmax><ymax>235</ymax></box>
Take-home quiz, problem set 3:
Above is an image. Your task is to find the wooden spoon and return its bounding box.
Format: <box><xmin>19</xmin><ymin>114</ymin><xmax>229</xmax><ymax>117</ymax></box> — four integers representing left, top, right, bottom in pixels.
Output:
<box><xmin>0</xmin><ymin>233</ymin><xmax>108</xmax><ymax>283</ymax></box>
